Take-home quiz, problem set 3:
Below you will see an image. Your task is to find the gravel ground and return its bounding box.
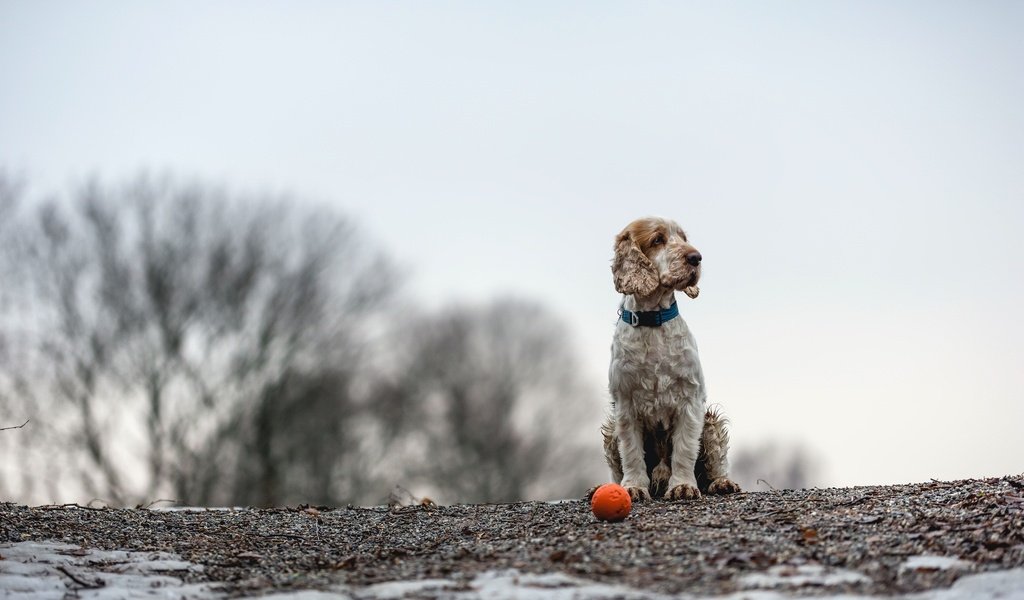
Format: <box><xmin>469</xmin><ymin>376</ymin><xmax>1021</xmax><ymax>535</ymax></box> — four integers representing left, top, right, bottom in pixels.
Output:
<box><xmin>2</xmin><ymin>475</ymin><xmax>1023</xmax><ymax>598</ymax></box>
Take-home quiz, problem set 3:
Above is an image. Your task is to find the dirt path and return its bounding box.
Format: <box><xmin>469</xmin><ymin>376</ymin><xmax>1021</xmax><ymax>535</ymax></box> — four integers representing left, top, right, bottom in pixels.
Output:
<box><xmin>2</xmin><ymin>476</ymin><xmax>1023</xmax><ymax>598</ymax></box>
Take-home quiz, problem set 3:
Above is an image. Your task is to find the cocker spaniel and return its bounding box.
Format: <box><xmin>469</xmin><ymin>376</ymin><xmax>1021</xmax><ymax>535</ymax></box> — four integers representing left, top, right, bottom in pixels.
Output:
<box><xmin>602</xmin><ymin>216</ymin><xmax>741</xmax><ymax>502</ymax></box>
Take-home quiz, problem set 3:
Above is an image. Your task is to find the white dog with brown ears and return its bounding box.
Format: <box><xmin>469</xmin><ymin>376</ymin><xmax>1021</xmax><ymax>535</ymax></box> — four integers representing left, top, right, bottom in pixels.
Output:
<box><xmin>601</xmin><ymin>216</ymin><xmax>741</xmax><ymax>503</ymax></box>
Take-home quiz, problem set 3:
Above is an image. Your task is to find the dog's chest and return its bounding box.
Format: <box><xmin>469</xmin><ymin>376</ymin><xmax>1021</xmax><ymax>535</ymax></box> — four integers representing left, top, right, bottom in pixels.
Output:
<box><xmin>609</xmin><ymin>319</ymin><xmax>706</xmax><ymax>422</ymax></box>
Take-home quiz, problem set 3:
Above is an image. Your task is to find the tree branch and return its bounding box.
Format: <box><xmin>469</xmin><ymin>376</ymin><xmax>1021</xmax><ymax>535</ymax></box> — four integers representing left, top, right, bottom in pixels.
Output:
<box><xmin>0</xmin><ymin>418</ymin><xmax>29</xmax><ymax>431</ymax></box>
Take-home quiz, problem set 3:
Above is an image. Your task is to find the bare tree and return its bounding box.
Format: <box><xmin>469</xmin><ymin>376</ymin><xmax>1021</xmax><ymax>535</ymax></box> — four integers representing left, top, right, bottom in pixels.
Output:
<box><xmin>0</xmin><ymin>174</ymin><xmax>396</xmax><ymax>506</ymax></box>
<box><xmin>377</xmin><ymin>300</ymin><xmax>604</xmax><ymax>504</ymax></box>
<box><xmin>729</xmin><ymin>441</ymin><xmax>822</xmax><ymax>491</ymax></box>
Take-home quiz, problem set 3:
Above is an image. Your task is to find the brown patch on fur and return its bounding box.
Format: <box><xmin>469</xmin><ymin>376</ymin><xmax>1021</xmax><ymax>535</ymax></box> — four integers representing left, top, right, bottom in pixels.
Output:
<box><xmin>620</xmin><ymin>218</ymin><xmax>673</xmax><ymax>253</ymax></box>
<box><xmin>611</xmin><ymin>228</ymin><xmax>659</xmax><ymax>296</ymax></box>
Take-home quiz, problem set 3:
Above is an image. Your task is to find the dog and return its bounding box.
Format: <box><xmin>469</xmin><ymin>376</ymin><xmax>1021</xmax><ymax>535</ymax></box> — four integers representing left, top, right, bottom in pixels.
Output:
<box><xmin>601</xmin><ymin>216</ymin><xmax>741</xmax><ymax>502</ymax></box>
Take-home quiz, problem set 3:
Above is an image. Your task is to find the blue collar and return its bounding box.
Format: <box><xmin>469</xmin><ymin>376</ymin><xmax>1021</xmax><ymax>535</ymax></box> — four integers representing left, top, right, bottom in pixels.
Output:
<box><xmin>619</xmin><ymin>302</ymin><xmax>679</xmax><ymax>327</ymax></box>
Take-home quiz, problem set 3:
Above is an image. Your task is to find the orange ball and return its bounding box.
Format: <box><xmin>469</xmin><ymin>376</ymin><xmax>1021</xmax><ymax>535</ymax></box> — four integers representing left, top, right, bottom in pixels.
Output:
<box><xmin>590</xmin><ymin>483</ymin><xmax>632</xmax><ymax>522</ymax></box>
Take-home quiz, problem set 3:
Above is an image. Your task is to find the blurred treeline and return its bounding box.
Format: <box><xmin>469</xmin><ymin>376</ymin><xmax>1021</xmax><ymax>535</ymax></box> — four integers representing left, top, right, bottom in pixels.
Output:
<box><xmin>0</xmin><ymin>172</ymin><xmax>603</xmax><ymax>507</ymax></box>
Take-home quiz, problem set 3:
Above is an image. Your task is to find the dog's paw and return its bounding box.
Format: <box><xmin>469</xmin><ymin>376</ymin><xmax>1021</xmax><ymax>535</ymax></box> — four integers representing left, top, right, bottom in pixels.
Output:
<box><xmin>585</xmin><ymin>486</ymin><xmax>600</xmax><ymax>502</ymax></box>
<box><xmin>707</xmin><ymin>477</ymin><xmax>741</xmax><ymax>495</ymax></box>
<box><xmin>650</xmin><ymin>462</ymin><xmax>671</xmax><ymax>499</ymax></box>
<box><xmin>625</xmin><ymin>486</ymin><xmax>651</xmax><ymax>503</ymax></box>
<box><xmin>667</xmin><ymin>483</ymin><xmax>701</xmax><ymax>501</ymax></box>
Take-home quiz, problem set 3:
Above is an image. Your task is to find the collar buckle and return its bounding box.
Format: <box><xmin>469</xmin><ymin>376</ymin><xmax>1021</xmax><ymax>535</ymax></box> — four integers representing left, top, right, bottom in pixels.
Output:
<box><xmin>617</xmin><ymin>307</ymin><xmax>640</xmax><ymax>327</ymax></box>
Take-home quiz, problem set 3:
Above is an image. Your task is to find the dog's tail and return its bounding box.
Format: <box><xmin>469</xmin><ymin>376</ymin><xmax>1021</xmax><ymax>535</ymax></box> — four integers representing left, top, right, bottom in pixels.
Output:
<box><xmin>601</xmin><ymin>416</ymin><xmax>624</xmax><ymax>484</ymax></box>
<box><xmin>696</xmin><ymin>405</ymin><xmax>732</xmax><ymax>493</ymax></box>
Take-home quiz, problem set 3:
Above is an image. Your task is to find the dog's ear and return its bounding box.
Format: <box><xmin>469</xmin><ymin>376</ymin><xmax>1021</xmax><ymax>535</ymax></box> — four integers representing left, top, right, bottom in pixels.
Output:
<box><xmin>612</xmin><ymin>231</ymin><xmax>659</xmax><ymax>296</ymax></box>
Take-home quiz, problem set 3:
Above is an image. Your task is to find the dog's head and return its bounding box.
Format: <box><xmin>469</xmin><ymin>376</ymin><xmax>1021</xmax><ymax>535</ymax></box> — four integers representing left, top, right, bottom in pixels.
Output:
<box><xmin>612</xmin><ymin>217</ymin><xmax>702</xmax><ymax>299</ymax></box>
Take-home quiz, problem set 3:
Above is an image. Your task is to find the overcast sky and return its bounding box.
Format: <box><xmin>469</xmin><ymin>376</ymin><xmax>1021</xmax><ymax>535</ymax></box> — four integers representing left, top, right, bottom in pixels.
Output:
<box><xmin>2</xmin><ymin>1</ymin><xmax>1022</xmax><ymax>488</ymax></box>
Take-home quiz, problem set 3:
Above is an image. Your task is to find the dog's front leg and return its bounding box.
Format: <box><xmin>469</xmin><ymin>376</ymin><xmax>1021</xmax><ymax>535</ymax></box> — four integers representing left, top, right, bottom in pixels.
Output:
<box><xmin>667</xmin><ymin>402</ymin><xmax>703</xmax><ymax>501</ymax></box>
<box><xmin>615</xmin><ymin>410</ymin><xmax>651</xmax><ymax>502</ymax></box>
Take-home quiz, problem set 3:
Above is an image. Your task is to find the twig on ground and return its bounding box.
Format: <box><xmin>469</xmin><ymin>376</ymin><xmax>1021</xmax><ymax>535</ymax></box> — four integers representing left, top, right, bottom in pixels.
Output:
<box><xmin>38</xmin><ymin>503</ymin><xmax>107</xmax><ymax>512</ymax></box>
<box><xmin>56</xmin><ymin>565</ymin><xmax>105</xmax><ymax>589</ymax></box>
<box><xmin>0</xmin><ymin>419</ymin><xmax>29</xmax><ymax>431</ymax></box>
<box><xmin>141</xmin><ymin>498</ymin><xmax>181</xmax><ymax>509</ymax></box>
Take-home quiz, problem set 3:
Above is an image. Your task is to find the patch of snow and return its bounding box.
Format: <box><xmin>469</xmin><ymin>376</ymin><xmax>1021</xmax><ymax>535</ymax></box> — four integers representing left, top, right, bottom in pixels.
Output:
<box><xmin>0</xmin><ymin>541</ymin><xmax>218</xmax><ymax>599</ymax></box>
<box><xmin>330</xmin><ymin>569</ymin><xmax>672</xmax><ymax>599</ymax></box>
<box><xmin>358</xmin><ymin>578</ymin><xmax>458</xmax><ymax>599</ymax></box>
<box><xmin>0</xmin><ymin>540</ymin><xmax>79</xmax><ymax>564</ymax></box>
<box><xmin>900</xmin><ymin>555</ymin><xmax>974</xmax><ymax>573</ymax></box>
<box><xmin>0</xmin><ymin>573</ymin><xmax>66</xmax><ymax>593</ymax></box>
<box><xmin>496</xmin><ymin>571</ymin><xmax>582</xmax><ymax>588</ymax></box>
<box><xmin>0</xmin><ymin>558</ymin><xmax>61</xmax><ymax>577</ymax></box>
<box><xmin>718</xmin><ymin>592</ymin><xmax>810</xmax><ymax>600</ymax></box>
<box><xmin>738</xmin><ymin>564</ymin><xmax>871</xmax><ymax>589</ymax></box>
<box><xmin>722</xmin><ymin>568</ymin><xmax>1024</xmax><ymax>600</ymax></box>
<box><xmin>116</xmin><ymin>557</ymin><xmax>199</xmax><ymax>573</ymax></box>
<box><xmin>260</xmin><ymin>592</ymin><xmax>352</xmax><ymax>600</ymax></box>
<box><xmin>931</xmin><ymin>567</ymin><xmax>1024</xmax><ymax>600</ymax></box>
<box><xmin>470</xmin><ymin>569</ymin><xmax>670</xmax><ymax>599</ymax></box>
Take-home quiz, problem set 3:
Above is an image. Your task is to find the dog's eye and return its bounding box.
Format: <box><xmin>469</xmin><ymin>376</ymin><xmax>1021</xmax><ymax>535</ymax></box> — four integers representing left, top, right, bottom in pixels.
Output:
<box><xmin>651</xmin><ymin>234</ymin><xmax>665</xmax><ymax>246</ymax></box>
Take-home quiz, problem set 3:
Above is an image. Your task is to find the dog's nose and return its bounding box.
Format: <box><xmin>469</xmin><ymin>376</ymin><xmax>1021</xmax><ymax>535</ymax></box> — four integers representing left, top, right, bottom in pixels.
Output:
<box><xmin>686</xmin><ymin>252</ymin><xmax>702</xmax><ymax>266</ymax></box>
